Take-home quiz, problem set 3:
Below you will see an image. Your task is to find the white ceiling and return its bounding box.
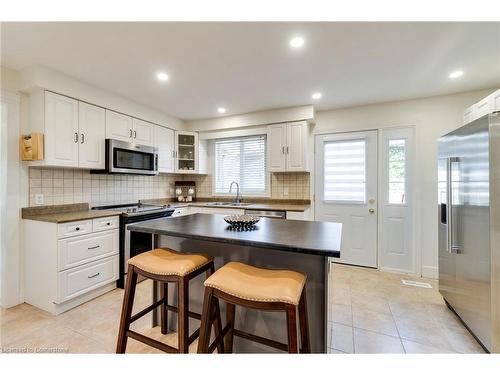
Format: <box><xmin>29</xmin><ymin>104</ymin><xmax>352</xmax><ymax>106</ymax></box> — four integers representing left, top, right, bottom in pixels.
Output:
<box><xmin>2</xmin><ymin>22</ymin><xmax>499</xmax><ymax>120</ymax></box>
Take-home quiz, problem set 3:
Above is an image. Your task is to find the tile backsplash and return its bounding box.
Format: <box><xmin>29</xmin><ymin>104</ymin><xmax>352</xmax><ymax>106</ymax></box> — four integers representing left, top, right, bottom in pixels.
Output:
<box><xmin>28</xmin><ymin>167</ymin><xmax>310</xmax><ymax>206</ymax></box>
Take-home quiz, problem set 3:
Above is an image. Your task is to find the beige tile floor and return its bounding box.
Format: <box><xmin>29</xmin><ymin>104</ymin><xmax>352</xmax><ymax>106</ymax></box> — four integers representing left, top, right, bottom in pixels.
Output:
<box><xmin>327</xmin><ymin>264</ymin><xmax>485</xmax><ymax>354</ymax></box>
<box><xmin>0</xmin><ymin>264</ymin><xmax>486</xmax><ymax>354</ymax></box>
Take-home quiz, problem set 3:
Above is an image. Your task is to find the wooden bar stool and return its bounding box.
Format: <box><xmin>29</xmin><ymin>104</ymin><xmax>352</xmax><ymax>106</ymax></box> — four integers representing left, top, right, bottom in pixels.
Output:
<box><xmin>116</xmin><ymin>248</ymin><xmax>224</xmax><ymax>354</ymax></box>
<box><xmin>197</xmin><ymin>261</ymin><xmax>310</xmax><ymax>354</ymax></box>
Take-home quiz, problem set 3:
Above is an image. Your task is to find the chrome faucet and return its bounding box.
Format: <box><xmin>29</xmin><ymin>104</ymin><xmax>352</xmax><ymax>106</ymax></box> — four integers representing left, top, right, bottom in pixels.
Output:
<box><xmin>229</xmin><ymin>181</ymin><xmax>242</xmax><ymax>204</ymax></box>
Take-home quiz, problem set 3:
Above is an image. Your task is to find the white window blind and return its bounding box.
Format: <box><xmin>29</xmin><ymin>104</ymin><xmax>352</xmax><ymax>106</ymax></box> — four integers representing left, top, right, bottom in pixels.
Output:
<box><xmin>324</xmin><ymin>139</ymin><xmax>366</xmax><ymax>202</ymax></box>
<box><xmin>214</xmin><ymin>135</ymin><xmax>267</xmax><ymax>194</ymax></box>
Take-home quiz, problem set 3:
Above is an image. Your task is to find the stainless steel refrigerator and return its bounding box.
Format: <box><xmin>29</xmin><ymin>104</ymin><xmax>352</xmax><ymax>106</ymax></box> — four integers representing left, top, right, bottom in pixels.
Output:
<box><xmin>438</xmin><ymin>112</ymin><xmax>500</xmax><ymax>353</ymax></box>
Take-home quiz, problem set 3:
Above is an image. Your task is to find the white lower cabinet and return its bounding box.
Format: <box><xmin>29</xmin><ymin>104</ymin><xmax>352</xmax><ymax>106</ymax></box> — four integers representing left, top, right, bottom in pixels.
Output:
<box><xmin>58</xmin><ymin>255</ymin><xmax>119</xmax><ymax>303</ymax></box>
<box><xmin>286</xmin><ymin>209</ymin><xmax>311</xmax><ymax>221</ymax></box>
<box><xmin>24</xmin><ymin>216</ymin><xmax>119</xmax><ymax>315</ymax></box>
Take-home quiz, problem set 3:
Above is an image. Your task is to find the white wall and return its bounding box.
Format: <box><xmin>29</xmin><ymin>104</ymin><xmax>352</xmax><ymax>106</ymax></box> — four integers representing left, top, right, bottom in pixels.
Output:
<box><xmin>315</xmin><ymin>88</ymin><xmax>497</xmax><ymax>277</ymax></box>
<box><xmin>186</xmin><ymin>105</ymin><xmax>314</xmax><ymax>132</ymax></box>
<box><xmin>1</xmin><ymin>66</ymin><xmax>27</xmax><ymax>307</ymax></box>
<box><xmin>20</xmin><ymin>65</ymin><xmax>184</xmax><ymax>130</ymax></box>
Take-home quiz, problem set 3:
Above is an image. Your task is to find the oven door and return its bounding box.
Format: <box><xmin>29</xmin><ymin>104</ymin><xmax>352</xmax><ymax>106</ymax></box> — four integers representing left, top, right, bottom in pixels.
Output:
<box><xmin>108</xmin><ymin>139</ymin><xmax>158</xmax><ymax>175</ymax></box>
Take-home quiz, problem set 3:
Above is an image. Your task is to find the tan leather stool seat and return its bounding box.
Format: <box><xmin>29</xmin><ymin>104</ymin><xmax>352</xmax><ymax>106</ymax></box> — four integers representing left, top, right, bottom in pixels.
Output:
<box><xmin>204</xmin><ymin>261</ymin><xmax>306</xmax><ymax>306</ymax></box>
<box><xmin>128</xmin><ymin>248</ymin><xmax>213</xmax><ymax>277</ymax></box>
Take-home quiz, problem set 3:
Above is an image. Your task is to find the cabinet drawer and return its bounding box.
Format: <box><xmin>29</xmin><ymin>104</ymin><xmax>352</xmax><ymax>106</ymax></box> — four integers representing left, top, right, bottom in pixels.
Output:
<box><xmin>57</xmin><ymin>220</ymin><xmax>92</xmax><ymax>239</ymax></box>
<box><xmin>57</xmin><ymin>255</ymin><xmax>119</xmax><ymax>303</ymax></box>
<box><xmin>58</xmin><ymin>229</ymin><xmax>119</xmax><ymax>271</ymax></box>
<box><xmin>92</xmin><ymin>216</ymin><xmax>119</xmax><ymax>232</ymax></box>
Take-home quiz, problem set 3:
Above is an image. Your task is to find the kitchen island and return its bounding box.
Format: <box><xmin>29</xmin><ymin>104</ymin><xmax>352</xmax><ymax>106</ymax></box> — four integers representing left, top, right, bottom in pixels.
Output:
<box><xmin>128</xmin><ymin>213</ymin><xmax>342</xmax><ymax>353</ymax></box>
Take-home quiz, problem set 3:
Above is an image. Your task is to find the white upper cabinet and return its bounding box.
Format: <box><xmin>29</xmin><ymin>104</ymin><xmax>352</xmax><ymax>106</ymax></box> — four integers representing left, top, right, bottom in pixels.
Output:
<box><xmin>44</xmin><ymin>92</ymin><xmax>79</xmax><ymax>167</ymax></box>
<box><xmin>105</xmin><ymin>110</ymin><xmax>133</xmax><ymax>142</ymax></box>
<box><xmin>132</xmin><ymin>118</ymin><xmax>155</xmax><ymax>147</ymax></box>
<box><xmin>78</xmin><ymin>102</ymin><xmax>106</xmax><ymax>169</ymax></box>
<box><xmin>267</xmin><ymin>124</ymin><xmax>287</xmax><ymax>172</ymax></box>
<box><xmin>464</xmin><ymin>89</ymin><xmax>500</xmax><ymax>125</ymax></box>
<box><xmin>267</xmin><ymin>121</ymin><xmax>309</xmax><ymax>172</ymax></box>
<box><xmin>463</xmin><ymin>105</ymin><xmax>475</xmax><ymax>125</ymax></box>
<box><xmin>286</xmin><ymin>121</ymin><xmax>308</xmax><ymax>171</ymax></box>
<box><xmin>175</xmin><ymin>131</ymin><xmax>199</xmax><ymax>173</ymax></box>
<box><xmin>492</xmin><ymin>89</ymin><xmax>500</xmax><ymax>112</ymax></box>
<box><xmin>155</xmin><ymin>126</ymin><xmax>175</xmax><ymax>173</ymax></box>
<box><xmin>474</xmin><ymin>96</ymin><xmax>491</xmax><ymax>119</ymax></box>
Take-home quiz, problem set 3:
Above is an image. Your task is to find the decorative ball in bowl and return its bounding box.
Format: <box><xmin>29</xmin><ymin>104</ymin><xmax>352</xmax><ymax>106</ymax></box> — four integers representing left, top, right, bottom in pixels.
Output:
<box><xmin>224</xmin><ymin>214</ymin><xmax>260</xmax><ymax>230</ymax></box>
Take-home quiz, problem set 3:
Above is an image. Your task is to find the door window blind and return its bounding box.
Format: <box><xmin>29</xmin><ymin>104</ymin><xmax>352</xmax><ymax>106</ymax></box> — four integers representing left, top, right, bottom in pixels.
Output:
<box><xmin>324</xmin><ymin>139</ymin><xmax>366</xmax><ymax>202</ymax></box>
<box><xmin>214</xmin><ymin>135</ymin><xmax>267</xmax><ymax>194</ymax></box>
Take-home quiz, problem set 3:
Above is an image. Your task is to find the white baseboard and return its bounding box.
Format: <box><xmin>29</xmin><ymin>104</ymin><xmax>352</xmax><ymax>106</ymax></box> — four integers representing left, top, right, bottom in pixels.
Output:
<box><xmin>421</xmin><ymin>265</ymin><xmax>438</xmax><ymax>279</ymax></box>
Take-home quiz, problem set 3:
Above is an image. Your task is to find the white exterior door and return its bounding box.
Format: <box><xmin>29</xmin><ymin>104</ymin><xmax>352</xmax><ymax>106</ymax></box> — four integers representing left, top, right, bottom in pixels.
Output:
<box><xmin>267</xmin><ymin>123</ymin><xmax>286</xmax><ymax>172</ymax></box>
<box><xmin>156</xmin><ymin>126</ymin><xmax>174</xmax><ymax>173</ymax></box>
<box><xmin>78</xmin><ymin>102</ymin><xmax>105</xmax><ymax>169</ymax></box>
<box><xmin>132</xmin><ymin>118</ymin><xmax>155</xmax><ymax>146</ymax></box>
<box><xmin>315</xmin><ymin>130</ymin><xmax>378</xmax><ymax>268</ymax></box>
<box><xmin>378</xmin><ymin>127</ymin><xmax>415</xmax><ymax>274</ymax></box>
<box><xmin>105</xmin><ymin>110</ymin><xmax>133</xmax><ymax>142</ymax></box>
<box><xmin>44</xmin><ymin>92</ymin><xmax>79</xmax><ymax>167</ymax></box>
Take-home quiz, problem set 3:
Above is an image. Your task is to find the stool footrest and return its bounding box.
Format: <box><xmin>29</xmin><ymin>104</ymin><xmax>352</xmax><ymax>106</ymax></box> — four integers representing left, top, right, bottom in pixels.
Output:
<box><xmin>208</xmin><ymin>324</ymin><xmax>231</xmax><ymax>353</ymax></box>
<box><xmin>127</xmin><ymin>330</ymin><xmax>178</xmax><ymax>353</ymax></box>
<box><xmin>165</xmin><ymin>304</ymin><xmax>202</xmax><ymax>320</ymax></box>
<box><xmin>233</xmin><ymin>328</ymin><xmax>288</xmax><ymax>352</ymax></box>
<box><xmin>131</xmin><ymin>299</ymin><xmax>165</xmax><ymax>323</ymax></box>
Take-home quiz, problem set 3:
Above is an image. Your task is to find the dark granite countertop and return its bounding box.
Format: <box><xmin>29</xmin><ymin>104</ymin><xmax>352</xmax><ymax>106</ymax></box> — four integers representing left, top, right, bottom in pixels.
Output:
<box><xmin>128</xmin><ymin>213</ymin><xmax>341</xmax><ymax>257</ymax></box>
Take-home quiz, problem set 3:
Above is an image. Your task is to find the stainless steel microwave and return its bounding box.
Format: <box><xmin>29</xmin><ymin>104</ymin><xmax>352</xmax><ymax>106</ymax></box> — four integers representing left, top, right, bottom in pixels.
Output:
<box><xmin>104</xmin><ymin>139</ymin><xmax>158</xmax><ymax>175</ymax></box>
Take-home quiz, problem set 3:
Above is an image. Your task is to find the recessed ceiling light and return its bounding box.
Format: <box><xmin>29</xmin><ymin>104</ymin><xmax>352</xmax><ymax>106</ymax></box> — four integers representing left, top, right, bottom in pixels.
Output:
<box><xmin>312</xmin><ymin>92</ymin><xmax>322</xmax><ymax>100</ymax></box>
<box><xmin>289</xmin><ymin>36</ymin><xmax>305</xmax><ymax>49</ymax></box>
<box><xmin>217</xmin><ymin>107</ymin><xmax>226</xmax><ymax>114</ymax></box>
<box><xmin>156</xmin><ymin>72</ymin><xmax>169</xmax><ymax>81</ymax></box>
<box><xmin>449</xmin><ymin>70</ymin><xmax>464</xmax><ymax>79</ymax></box>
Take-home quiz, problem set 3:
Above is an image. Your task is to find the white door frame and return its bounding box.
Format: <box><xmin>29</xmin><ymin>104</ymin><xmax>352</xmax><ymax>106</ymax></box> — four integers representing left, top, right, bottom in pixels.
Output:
<box><xmin>314</xmin><ymin>125</ymin><xmax>419</xmax><ymax>276</ymax></box>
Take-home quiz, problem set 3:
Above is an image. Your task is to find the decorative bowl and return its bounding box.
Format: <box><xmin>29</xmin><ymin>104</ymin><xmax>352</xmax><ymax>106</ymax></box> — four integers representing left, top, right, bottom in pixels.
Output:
<box><xmin>224</xmin><ymin>214</ymin><xmax>260</xmax><ymax>230</ymax></box>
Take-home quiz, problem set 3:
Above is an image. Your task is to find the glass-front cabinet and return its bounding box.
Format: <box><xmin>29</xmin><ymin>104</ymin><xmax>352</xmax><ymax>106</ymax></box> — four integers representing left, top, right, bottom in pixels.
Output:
<box><xmin>175</xmin><ymin>131</ymin><xmax>198</xmax><ymax>173</ymax></box>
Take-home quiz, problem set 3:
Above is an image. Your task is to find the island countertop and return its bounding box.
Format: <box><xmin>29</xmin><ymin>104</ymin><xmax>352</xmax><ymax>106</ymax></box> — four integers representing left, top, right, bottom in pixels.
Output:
<box><xmin>128</xmin><ymin>213</ymin><xmax>341</xmax><ymax>257</ymax></box>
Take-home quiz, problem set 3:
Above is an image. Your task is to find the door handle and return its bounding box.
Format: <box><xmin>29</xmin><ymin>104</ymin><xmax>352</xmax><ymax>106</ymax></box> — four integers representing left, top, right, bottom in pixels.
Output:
<box><xmin>368</xmin><ymin>208</ymin><xmax>375</xmax><ymax>214</ymax></box>
<box><xmin>286</xmin><ymin>146</ymin><xmax>289</xmax><ymax>154</ymax></box>
<box><xmin>74</xmin><ymin>132</ymin><xmax>78</xmax><ymax>143</ymax></box>
<box><xmin>81</xmin><ymin>133</ymin><xmax>85</xmax><ymax>144</ymax></box>
<box><xmin>133</xmin><ymin>130</ymin><xmax>137</xmax><ymax>139</ymax></box>
<box><xmin>129</xmin><ymin>129</ymin><xmax>133</xmax><ymax>138</ymax></box>
<box><xmin>447</xmin><ymin>157</ymin><xmax>460</xmax><ymax>253</ymax></box>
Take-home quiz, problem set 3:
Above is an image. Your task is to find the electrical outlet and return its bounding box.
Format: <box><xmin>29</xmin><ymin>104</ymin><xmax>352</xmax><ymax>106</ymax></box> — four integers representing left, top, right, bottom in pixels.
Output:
<box><xmin>35</xmin><ymin>194</ymin><xmax>44</xmax><ymax>205</ymax></box>
<box><xmin>283</xmin><ymin>187</ymin><xmax>289</xmax><ymax>196</ymax></box>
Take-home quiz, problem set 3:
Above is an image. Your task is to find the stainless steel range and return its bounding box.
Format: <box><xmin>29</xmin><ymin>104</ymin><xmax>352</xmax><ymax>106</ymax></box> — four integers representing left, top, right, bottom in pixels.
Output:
<box><xmin>93</xmin><ymin>201</ymin><xmax>175</xmax><ymax>288</ymax></box>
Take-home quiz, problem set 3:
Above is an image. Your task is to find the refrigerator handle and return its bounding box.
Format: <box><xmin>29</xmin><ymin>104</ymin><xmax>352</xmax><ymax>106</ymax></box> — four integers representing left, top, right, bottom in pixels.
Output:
<box><xmin>447</xmin><ymin>157</ymin><xmax>459</xmax><ymax>254</ymax></box>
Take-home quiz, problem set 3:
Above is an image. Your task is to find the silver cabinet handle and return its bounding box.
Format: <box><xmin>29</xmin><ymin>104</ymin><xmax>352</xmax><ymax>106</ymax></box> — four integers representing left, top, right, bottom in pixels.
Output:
<box><xmin>129</xmin><ymin>129</ymin><xmax>133</xmax><ymax>138</ymax></box>
<box><xmin>133</xmin><ymin>130</ymin><xmax>137</xmax><ymax>139</ymax></box>
<box><xmin>81</xmin><ymin>133</ymin><xmax>85</xmax><ymax>144</ymax></box>
<box><xmin>87</xmin><ymin>245</ymin><xmax>100</xmax><ymax>250</ymax></box>
<box><xmin>88</xmin><ymin>272</ymin><xmax>100</xmax><ymax>279</ymax></box>
<box><xmin>286</xmin><ymin>146</ymin><xmax>289</xmax><ymax>154</ymax></box>
<box><xmin>74</xmin><ymin>133</ymin><xmax>78</xmax><ymax>143</ymax></box>
<box><xmin>282</xmin><ymin>146</ymin><xmax>285</xmax><ymax>154</ymax></box>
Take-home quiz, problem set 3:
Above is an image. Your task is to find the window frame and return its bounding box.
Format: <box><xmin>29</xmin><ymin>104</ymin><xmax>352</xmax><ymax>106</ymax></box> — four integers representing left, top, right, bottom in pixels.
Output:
<box><xmin>386</xmin><ymin>136</ymin><xmax>408</xmax><ymax>206</ymax></box>
<box><xmin>211</xmin><ymin>134</ymin><xmax>270</xmax><ymax>197</ymax></box>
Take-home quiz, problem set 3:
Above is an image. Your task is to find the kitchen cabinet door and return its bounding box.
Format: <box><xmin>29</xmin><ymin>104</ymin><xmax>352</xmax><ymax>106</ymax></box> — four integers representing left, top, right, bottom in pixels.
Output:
<box><xmin>286</xmin><ymin>121</ymin><xmax>308</xmax><ymax>172</ymax></box>
<box><xmin>474</xmin><ymin>96</ymin><xmax>491</xmax><ymax>119</ymax></box>
<box><xmin>105</xmin><ymin>110</ymin><xmax>133</xmax><ymax>142</ymax></box>
<box><xmin>492</xmin><ymin>89</ymin><xmax>500</xmax><ymax>112</ymax></box>
<box><xmin>44</xmin><ymin>92</ymin><xmax>79</xmax><ymax>167</ymax></box>
<box><xmin>463</xmin><ymin>105</ymin><xmax>475</xmax><ymax>125</ymax></box>
<box><xmin>267</xmin><ymin>123</ymin><xmax>286</xmax><ymax>172</ymax></box>
<box><xmin>132</xmin><ymin>118</ymin><xmax>155</xmax><ymax>147</ymax></box>
<box><xmin>156</xmin><ymin>126</ymin><xmax>174</xmax><ymax>173</ymax></box>
<box><xmin>175</xmin><ymin>131</ymin><xmax>198</xmax><ymax>173</ymax></box>
<box><xmin>78</xmin><ymin>102</ymin><xmax>106</xmax><ymax>169</ymax></box>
